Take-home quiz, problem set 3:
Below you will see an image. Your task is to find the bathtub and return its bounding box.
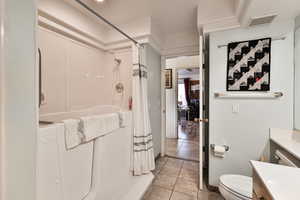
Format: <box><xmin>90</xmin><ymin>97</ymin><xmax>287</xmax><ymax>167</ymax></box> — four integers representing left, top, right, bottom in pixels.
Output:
<box><xmin>37</xmin><ymin>106</ymin><xmax>154</xmax><ymax>200</ymax></box>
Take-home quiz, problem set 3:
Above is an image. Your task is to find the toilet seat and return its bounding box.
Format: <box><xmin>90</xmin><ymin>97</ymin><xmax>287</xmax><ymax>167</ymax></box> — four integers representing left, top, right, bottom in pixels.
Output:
<box><xmin>219</xmin><ymin>175</ymin><xmax>252</xmax><ymax>200</ymax></box>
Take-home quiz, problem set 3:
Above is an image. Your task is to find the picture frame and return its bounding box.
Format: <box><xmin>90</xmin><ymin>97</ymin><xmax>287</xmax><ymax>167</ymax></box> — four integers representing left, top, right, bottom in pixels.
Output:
<box><xmin>165</xmin><ymin>69</ymin><xmax>173</xmax><ymax>89</ymax></box>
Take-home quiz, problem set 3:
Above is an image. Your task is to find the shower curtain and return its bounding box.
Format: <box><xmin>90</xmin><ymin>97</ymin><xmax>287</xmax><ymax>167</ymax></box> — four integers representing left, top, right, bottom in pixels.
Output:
<box><xmin>132</xmin><ymin>44</ymin><xmax>155</xmax><ymax>176</ymax></box>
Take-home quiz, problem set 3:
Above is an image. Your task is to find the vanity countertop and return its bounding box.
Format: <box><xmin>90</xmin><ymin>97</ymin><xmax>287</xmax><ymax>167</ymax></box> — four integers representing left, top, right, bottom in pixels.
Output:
<box><xmin>270</xmin><ymin>128</ymin><xmax>300</xmax><ymax>160</ymax></box>
<box><xmin>251</xmin><ymin>160</ymin><xmax>300</xmax><ymax>200</ymax></box>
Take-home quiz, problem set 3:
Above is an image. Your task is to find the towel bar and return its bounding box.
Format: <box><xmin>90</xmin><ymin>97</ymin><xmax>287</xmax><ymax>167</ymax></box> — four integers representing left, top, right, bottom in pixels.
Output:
<box><xmin>214</xmin><ymin>92</ymin><xmax>283</xmax><ymax>99</ymax></box>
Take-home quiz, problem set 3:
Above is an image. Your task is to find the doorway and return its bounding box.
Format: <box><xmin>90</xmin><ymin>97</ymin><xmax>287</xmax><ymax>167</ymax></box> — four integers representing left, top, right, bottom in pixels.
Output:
<box><xmin>161</xmin><ymin>38</ymin><xmax>208</xmax><ymax>190</ymax></box>
<box><xmin>166</xmin><ymin>67</ymin><xmax>200</xmax><ymax>162</ymax></box>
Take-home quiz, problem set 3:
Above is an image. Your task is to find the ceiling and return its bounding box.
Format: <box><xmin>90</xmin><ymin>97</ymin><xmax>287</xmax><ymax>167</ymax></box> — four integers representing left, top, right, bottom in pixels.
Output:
<box><xmin>65</xmin><ymin>0</ymin><xmax>300</xmax><ymax>41</ymax></box>
<box><xmin>68</xmin><ymin>0</ymin><xmax>201</xmax><ymax>35</ymax></box>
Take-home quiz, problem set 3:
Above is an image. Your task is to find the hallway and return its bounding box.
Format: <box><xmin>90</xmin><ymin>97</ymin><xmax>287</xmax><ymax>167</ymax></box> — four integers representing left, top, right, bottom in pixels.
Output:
<box><xmin>143</xmin><ymin>157</ymin><xmax>223</xmax><ymax>200</ymax></box>
<box><xmin>166</xmin><ymin>124</ymin><xmax>200</xmax><ymax>161</ymax></box>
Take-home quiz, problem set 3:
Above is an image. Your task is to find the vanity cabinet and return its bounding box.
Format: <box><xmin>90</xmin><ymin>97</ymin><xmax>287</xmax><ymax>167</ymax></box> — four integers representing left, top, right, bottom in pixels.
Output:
<box><xmin>252</xmin><ymin>170</ymin><xmax>273</xmax><ymax>200</ymax></box>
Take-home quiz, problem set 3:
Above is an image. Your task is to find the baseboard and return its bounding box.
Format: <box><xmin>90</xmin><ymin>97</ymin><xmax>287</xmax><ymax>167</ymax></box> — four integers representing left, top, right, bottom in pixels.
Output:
<box><xmin>207</xmin><ymin>184</ymin><xmax>219</xmax><ymax>192</ymax></box>
<box><xmin>165</xmin><ymin>155</ymin><xmax>199</xmax><ymax>163</ymax></box>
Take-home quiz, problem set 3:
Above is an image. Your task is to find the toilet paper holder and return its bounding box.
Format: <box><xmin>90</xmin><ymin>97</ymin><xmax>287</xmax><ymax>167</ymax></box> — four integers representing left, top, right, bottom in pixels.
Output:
<box><xmin>210</xmin><ymin>144</ymin><xmax>230</xmax><ymax>152</ymax></box>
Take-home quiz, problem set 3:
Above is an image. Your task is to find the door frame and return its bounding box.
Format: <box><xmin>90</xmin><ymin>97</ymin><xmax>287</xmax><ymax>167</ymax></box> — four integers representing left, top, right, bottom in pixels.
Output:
<box><xmin>160</xmin><ymin>35</ymin><xmax>205</xmax><ymax>189</ymax></box>
<box><xmin>161</xmin><ymin>54</ymin><xmax>200</xmax><ymax>157</ymax></box>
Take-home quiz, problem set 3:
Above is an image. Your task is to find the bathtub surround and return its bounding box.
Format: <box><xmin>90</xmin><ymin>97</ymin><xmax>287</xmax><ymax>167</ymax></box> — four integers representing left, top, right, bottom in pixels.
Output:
<box><xmin>208</xmin><ymin>20</ymin><xmax>294</xmax><ymax>186</ymax></box>
<box><xmin>38</xmin><ymin>27</ymin><xmax>133</xmax><ymax>114</ymax></box>
<box><xmin>132</xmin><ymin>45</ymin><xmax>155</xmax><ymax>175</ymax></box>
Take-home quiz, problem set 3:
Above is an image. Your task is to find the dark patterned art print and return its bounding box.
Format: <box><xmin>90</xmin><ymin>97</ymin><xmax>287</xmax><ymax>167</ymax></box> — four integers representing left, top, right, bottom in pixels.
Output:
<box><xmin>227</xmin><ymin>38</ymin><xmax>271</xmax><ymax>91</ymax></box>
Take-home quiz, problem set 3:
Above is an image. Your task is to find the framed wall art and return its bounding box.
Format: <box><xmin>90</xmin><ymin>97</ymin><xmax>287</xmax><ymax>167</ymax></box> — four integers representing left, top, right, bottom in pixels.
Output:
<box><xmin>227</xmin><ymin>38</ymin><xmax>271</xmax><ymax>91</ymax></box>
<box><xmin>165</xmin><ymin>69</ymin><xmax>173</xmax><ymax>89</ymax></box>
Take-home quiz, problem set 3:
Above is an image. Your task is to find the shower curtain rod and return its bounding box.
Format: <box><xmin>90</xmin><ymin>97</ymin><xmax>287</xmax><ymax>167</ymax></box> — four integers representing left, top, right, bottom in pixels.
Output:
<box><xmin>74</xmin><ymin>0</ymin><xmax>139</xmax><ymax>45</ymax></box>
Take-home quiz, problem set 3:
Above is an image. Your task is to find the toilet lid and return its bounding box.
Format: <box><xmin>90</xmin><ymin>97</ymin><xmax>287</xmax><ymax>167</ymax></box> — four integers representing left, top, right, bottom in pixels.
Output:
<box><xmin>220</xmin><ymin>175</ymin><xmax>252</xmax><ymax>199</ymax></box>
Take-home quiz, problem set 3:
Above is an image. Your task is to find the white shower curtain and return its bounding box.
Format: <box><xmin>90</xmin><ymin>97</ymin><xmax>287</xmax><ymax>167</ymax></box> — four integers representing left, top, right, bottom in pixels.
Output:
<box><xmin>132</xmin><ymin>44</ymin><xmax>155</xmax><ymax>176</ymax></box>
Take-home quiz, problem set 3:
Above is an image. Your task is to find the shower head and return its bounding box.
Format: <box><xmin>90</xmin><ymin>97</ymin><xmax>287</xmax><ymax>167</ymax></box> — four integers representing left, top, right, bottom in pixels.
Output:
<box><xmin>114</xmin><ymin>58</ymin><xmax>122</xmax><ymax>65</ymax></box>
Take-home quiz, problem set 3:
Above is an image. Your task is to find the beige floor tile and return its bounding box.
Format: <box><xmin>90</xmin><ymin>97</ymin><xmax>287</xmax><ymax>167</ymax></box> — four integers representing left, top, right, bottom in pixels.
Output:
<box><xmin>143</xmin><ymin>185</ymin><xmax>153</xmax><ymax>199</ymax></box>
<box><xmin>153</xmin><ymin>174</ymin><xmax>177</xmax><ymax>190</ymax></box>
<box><xmin>155</xmin><ymin>157</ymin><xmax>168</xmax><ymax>173</ymax></box>
<box><xmin>165</xmin><ymin>158</ymin><xmax>184</xmax><ymax>169</ymax></box>
<box><xmin>159</xmin><ymin>165</ymin><xmax>181</xmax><ymax>177</ymax></box>
<box><xmin>179</xmin><ymin>168</ymin><xmax>198</xmax><ymax>182</ymax></box>
<box><xmin>183</xmin><ymin>161</ymin><xmax>199</xmax><ymax>171</ymax></box>
<box><xmin>197</xmin><ymin>191</ymin><xmax>224</xmax><ymax>200</ymax></box>
<box><xmin>170</xmin><ymin>191</ymin><xmax>197</xmax><ymax>200</ymax></box>
<box><xmin>144</xmin><ymin>186</ymin><xmax>172</xmax><ymax>200</ymax></box>
<box><xmin>199</xmin><ymin>183</ymin><xmax>209</xmax><ymax>192</ymax></box>
<box><xmin>166</xmin><ymin>150</ymin><xmax>178</xmax><ymax>158</ymax></box>
<box><xmin>176</xmin><ymin>150</ymin><xmax>199</xmax><ymax>161</ymax></box>
<box><xmin>174</xmin><ymin>178</ymin><xmax>198</xmax><ymax>197</ymax></box>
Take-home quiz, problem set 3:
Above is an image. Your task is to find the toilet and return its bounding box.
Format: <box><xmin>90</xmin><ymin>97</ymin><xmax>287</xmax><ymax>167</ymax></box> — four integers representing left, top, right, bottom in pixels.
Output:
<box><xmin>219</xmin><ymin>150</ymin><xmax>297</xmax><ymax>200</ymax></box>
<box><xmin>219</xmin><ymin>174</ymin><xmax>252</xmax><ymax>200</ymax></box>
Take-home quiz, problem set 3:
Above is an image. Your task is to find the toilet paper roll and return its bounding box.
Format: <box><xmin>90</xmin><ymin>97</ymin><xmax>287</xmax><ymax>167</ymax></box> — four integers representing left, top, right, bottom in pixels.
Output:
<box><xmin>214</xmin><ymin>145</ymin><xmax>226</xmax><ymax>158</ymax></box>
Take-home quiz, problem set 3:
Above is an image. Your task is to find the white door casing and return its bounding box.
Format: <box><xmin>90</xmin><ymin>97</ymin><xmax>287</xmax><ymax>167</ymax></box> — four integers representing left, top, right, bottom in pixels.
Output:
<box><xmin>198</xmin><ymin>35</ymin><xmax>204</xmax><ymax>190</ymax></box>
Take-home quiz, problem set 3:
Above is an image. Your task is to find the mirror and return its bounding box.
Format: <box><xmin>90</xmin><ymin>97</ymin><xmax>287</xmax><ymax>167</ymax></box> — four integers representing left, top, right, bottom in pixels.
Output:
<box><xmin>295</xmin><ymin>16</ymin><xmax>300</xmax><ymax>130</ymax></box>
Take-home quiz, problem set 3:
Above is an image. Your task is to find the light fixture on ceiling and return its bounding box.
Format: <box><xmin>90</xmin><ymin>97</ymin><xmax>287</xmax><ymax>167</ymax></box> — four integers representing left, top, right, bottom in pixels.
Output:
<box><xmin>95</xmin><ymin>0</ymin><xmax>105</xmax><ymax>3</ymax></box>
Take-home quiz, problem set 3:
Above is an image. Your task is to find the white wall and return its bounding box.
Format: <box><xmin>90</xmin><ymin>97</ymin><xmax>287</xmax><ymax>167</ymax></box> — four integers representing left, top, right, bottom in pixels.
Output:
<box><xmin>145</xmin><ymin>44</ymin><xmax>162</xmax><ymax>157</ymax></box>
<box><xmin>165</xmin><ymin>56</ymin><xmax>199</xmax><ymax>139</ymax></box>
<box><xmin>2</xmin><ymin>0</ymin><xmax>38</xmax><ymax>199</ymax></box>
<box><xmin>209</xmin><ymin>20</ymin><xmax>294</xmax><ymax>186</ymax></box>
<box><xmin>295</xmin><ymin>16</ymin><xmax>300</xmax><ymax>130</ymax></box>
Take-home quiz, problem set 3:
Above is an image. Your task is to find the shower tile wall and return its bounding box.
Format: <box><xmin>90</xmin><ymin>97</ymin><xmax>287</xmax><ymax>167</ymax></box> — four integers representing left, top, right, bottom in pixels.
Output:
<box><xmin>38</xmin><ymin>27</ymin><xmax>132</xmax><ymax>115</ymax></box>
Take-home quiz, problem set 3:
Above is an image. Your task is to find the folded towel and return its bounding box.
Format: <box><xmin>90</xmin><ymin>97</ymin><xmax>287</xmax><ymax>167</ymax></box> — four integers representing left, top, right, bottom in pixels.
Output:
<box><xmin>118</xmin><ymin>112</ymin><xmax>130</xmax><ymax>128</ymax></box>
<box><xmin>80</xmin><ymin>113</ymin><xmax>120</xmax><ymax>142</ymax></box>
<box><xmin>80</xmin><ymin>115</ymin><xmax>104</xmax><ymax>142</ymax></box>
<box><xmin>63</xmin><ymin>119</ymin><xmax>83</xmax><ymax>149</ymax></box>
<box><xmin>104</xmin><ymin>113</ymin><xmax>120</xmax><ymax>133</ymax></box>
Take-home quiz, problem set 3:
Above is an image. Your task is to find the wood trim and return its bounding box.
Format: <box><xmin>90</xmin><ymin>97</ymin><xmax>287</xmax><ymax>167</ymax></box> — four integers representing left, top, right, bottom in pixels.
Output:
<box><xmin>207</xmin><ymin>184</ymin><xmax>219</xmax><ymax>192</ymax></box>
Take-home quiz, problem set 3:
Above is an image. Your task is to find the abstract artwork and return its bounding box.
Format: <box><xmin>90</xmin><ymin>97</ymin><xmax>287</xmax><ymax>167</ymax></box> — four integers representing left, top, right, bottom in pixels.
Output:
<box><xmin>227</xmin><ymin>38</ymin><xmax>271</xmax><ymax>91</ymax></box>
<box><xmin>165</xmin><ymin>69</ymin><xmax>172</xmax><ymax>89</ymax></box>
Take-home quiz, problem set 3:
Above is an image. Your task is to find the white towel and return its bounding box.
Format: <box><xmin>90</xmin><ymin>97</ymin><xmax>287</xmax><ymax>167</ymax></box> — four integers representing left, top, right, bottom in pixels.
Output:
<box><xmin>80</xmin><ymin>115</ymin><xmax>104</xmax><ymax>142</ymax></box>
<box><xmin>63</xmin><ymin>119</ymin><xmax>83</xmax><ymax>149</ymax></box>
<box><xmin>80</xmin><ymin>114</ymin><xmax>120</xmax><ymax>142</ymax></box>
<box><xmin>118</xmin><ymin>112</ymin><xmax>130</xmax><ymax>128</ymax></box>
<box><xmin>104</xmin><ymin>113</ymin><xmax>120</xmax><ymax>133</ymax></box>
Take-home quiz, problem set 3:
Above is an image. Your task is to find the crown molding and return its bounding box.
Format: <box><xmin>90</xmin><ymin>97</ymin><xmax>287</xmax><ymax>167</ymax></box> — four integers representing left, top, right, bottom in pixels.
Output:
<box><xmin>38</xmin><ymin>10</ymin><xmax>164</xmax><ymax>53</ymax></box>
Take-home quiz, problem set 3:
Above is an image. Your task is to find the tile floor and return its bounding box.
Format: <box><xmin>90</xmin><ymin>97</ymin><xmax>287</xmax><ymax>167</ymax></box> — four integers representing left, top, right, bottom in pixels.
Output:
<box><xmin>166</xmin><ymin>124</ymin><xmax>200</xmax><ymax>161</ymax></box>
<box><xmin>143</xmin><ymin>157</ymin><xmax>223</xmax><ymax>200</ymax></box>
